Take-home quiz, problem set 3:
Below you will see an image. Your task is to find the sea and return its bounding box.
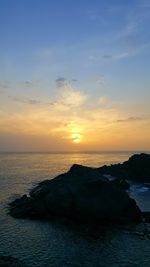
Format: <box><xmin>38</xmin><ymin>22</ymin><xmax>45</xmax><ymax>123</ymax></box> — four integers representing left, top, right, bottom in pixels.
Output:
<box><xmin>0</xmin><ymin>151</ymin><xmax>150</xmax><ymax>267</ymax></box>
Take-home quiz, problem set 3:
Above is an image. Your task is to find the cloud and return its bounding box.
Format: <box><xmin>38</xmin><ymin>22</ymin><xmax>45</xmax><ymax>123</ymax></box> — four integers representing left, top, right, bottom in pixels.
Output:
<box><xmin>116</xmin><ymin>116</ymin><xmax>145</xmax><ymax>123</ymax></box>
<box><xmin>0</xmin><ymin>81</ymin><xmax>11</xmax><ymax>90</ymax></box>
<box><xmin>55</xmin><ymin>77</ymin><xmax>78</xmax><ymax>88</ymax></box>
<box><xmin>0</xmin><ymin>80</ymin><xmax>34</xmax><ymax>93</ymax></box>
<box><xmin>0</xmin><ymin>77</ymin><xmax>149</xmax><ymax>151</ymax></box>
<box><xmin>7</xmin><ymin>95</ymin><xmax>54</xmax><ymax>106</ymax></box>
<box><xmin>24</xmin><ymin>81</ymin><xmax>33</xmax><ymax>87</ymax></box>
<box><xmin>59</xmin><ymin>87</ymin><xmax>87</xmax><ymax>108</ymax></box>
<box><xmin>0</xmin><ymin>81</ymin><xmax>106</xmax><ymax>137</ymax></box>
<box><xmin>97</xmin><ymin>3</ymin><xmax>150</xmax><ymax>62</ymax></box>
<box><xmin>101</xmin><ymin>42</ymin><xmax>150</xmax><ymax>62</ymax></box>
<box><xmin>113</xmin><ymin>52</ymin><xmax>131</xmax><ymax>60</ymax></box>
<box><xmin>9</xmin><ymin>96</ymin><xmax>41</xmax><ymax>105</ymax></box>
<box><xmin>89</xmin><ymin>51</ymin><xmax>134</xmax><ymax>63</ymax></box>
<box><xmin>54</xmin><ymin>77</ymin><xmax>87</xmax><ymax>109</ymax></box>
<box><xmin>4</xmin><ymin>78</ymin><xmax>84</xmax><ymax>109</ymax></box>
<box><xmin>102</xmin><ymin>52</ymin><xmax>133</xmax><ymax>60</ymax></box>
<box><xmin>55</xmin><ymin>77</ymin><xmax>69</xmax><ymax>88</ymax></box>
<box><xmin>102</xmin><ymin>55</ymin><xmax>112</xmax><ymax>59</ymax></box>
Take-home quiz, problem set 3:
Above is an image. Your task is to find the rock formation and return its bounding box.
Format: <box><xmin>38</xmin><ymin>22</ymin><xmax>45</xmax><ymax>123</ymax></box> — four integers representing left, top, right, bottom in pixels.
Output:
<box><xmin>98</xmin><ymin>153</ymin><xmax>150</xmax><ymax>182</ymax></box>
<box><xmin>9</xmin><ymin>163</ymin><xmax>142</xmax><ymax>224</ymax></box>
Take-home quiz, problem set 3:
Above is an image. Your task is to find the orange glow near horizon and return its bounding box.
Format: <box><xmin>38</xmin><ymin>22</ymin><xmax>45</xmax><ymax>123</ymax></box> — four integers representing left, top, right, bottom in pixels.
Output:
<box><xmin>0</xmin><ymin>86</ymin><xmax>150</xmax><ymax>151</ymax></box>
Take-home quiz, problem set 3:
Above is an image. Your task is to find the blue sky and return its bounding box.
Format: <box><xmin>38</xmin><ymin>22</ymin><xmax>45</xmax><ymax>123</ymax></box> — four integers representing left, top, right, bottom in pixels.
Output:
<box><xmin>0</xmin><ymin>0</ymin><xmax>150</xmax><ymax>151</ymax></box>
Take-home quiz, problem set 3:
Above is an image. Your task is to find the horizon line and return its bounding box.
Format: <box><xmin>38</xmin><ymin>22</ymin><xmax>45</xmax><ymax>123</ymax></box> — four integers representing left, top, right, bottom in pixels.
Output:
<box><xmin>0</xmin><ymin>150</ymin><xmax>150</xmax><ymax>154</ymax></box>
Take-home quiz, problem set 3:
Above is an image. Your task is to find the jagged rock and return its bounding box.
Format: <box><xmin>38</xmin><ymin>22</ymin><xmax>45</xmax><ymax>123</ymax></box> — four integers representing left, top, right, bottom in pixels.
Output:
<box><xmin>98</xmin><ymin>153</ymin><xmax>150</xmax><ymax>182</ymax></box>
<box><xmin>110</xmin><ymin>178</ymin><xmax>130</xmax><ymax>190</ymax></box>
<box><xmin>9</xmin><ymin>163</ymin><xmax>142</xmax><ymax>224</ymax></box>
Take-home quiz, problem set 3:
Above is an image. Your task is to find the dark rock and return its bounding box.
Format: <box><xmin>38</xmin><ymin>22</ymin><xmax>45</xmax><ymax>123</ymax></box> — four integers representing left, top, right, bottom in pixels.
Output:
<box><xmin>9</xmin><ymin>163</ymin><xmax>142</xmax><ymax>224</ymax></box>
<box><xmin>9</xmin><ymin>195</ymin><xmax>33</xmax><ymax>218</ymax></box>
<box><xmin>111</xmin><ymin>178</ymin><xmax>130</xmax><ymax>190</ymax></box>
<box><xmin>142</xmin><ymin>212</ymin><xmax>150</xmax><ymax>223</ymax></box>
<box><xmin>98</xmin><ymin>153</ymin><xmax>150</xmax><ymax>182</ymax></box>
<box><xmin>0</xmin><ymin>255</ymin><xmax>27</xmax><ymax>267</ymax></box>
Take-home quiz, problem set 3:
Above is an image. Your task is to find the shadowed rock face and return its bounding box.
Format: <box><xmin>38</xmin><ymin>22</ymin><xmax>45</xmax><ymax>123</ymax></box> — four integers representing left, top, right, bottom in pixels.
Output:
<box><xmin>97</xmin><ymin>153</ymin><xmax>150</xmax><ymax>182</ymax></box>
<box><xmin>9</xmin><ymin>162</ymin><xmax>142</xmax><ymax>224</ymax></box>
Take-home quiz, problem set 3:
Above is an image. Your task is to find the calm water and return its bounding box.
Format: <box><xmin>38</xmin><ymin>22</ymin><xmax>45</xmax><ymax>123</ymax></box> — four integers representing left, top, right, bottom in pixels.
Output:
<box><xmin>0</xmin><ymin>152</ymin><xmax>150</xmax><ymax>267</ymax></box>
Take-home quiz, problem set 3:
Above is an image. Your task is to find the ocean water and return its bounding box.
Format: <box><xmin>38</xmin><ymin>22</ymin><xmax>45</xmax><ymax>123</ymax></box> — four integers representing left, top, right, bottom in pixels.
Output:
<box><xmin>0</xmin><ymin>151</ymin><xmax>150</xmax><ymax>267</ymax></box>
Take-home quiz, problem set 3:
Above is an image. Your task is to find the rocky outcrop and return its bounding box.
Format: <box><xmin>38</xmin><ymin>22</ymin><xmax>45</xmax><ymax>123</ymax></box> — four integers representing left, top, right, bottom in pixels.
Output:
<box><xmin>142</xmin><ymin>212</ymin><xmax>150</xmax><ymax>223</ymax></box>
<box><xmin>110</xmin><ymin>178</ymin><xmax>130</xmax><ymax>190</ymax></box>
<box><xmin>9</xmin><ymin>163</ymin><xmax>142</xmax><ymax>224</ymax></box>
<box><xmin>98</xmin><ymin>153</ymin><xmax>150</xmax><ymax>182</ymax></box>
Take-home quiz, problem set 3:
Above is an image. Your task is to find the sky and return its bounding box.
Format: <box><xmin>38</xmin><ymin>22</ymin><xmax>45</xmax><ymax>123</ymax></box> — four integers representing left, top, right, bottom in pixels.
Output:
<box><xmin>0</xmin><ymin>0</ymin><xmax>150</xmax><ymax>151</ymax></box>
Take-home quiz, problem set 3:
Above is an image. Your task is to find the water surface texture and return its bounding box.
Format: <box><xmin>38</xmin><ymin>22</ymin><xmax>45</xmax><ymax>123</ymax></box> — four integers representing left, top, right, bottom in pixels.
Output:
<box><xmin>0</xmin><ymin>152</ymin><xmax>150</xmax><ymax>267</ymax></box>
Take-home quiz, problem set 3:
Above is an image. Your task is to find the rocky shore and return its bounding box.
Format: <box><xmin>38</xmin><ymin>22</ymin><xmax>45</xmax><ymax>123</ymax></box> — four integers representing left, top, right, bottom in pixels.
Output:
<box><xmin>98</xmin><ymin>153</ymin><xmax>150</xmax><ymax>182</ymax></box>
<box><xmin>9</xmin><ymin>153</ymin><xmax>150</xmax><ymax>224</ymax></box>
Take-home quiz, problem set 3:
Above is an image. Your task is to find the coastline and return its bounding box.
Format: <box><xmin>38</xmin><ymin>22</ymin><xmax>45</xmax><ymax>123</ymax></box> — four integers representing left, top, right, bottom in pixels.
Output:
<box><xmin>0</xmin><ymin>152</ymin><xmax>150</xmax><ymax>267</ymax></box>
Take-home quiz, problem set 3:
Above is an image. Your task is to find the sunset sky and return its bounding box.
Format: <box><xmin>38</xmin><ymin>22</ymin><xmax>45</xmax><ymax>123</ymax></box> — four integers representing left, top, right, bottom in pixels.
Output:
<box><xmin>0</xmin><ymin>0</ymin><xmax>150</xmax><ymax>151</ymax></box>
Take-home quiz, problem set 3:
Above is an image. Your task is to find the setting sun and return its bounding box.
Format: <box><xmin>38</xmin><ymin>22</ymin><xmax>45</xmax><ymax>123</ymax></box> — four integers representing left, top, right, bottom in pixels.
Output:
<box><xmin>73</xmin><ymin>138</ymin><xmax>81</xmax><ymax>143</ymax></box>
<box><xmin>71</xmin><ymin>133</ymin><xmax>82</xmax><ymax>143</ymax></box>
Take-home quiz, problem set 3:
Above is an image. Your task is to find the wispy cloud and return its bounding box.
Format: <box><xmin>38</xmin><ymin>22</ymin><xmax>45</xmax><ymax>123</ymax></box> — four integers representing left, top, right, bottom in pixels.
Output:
<box><xmin>8</xmin><ymin>96</ymin><xmax>41</xmax><ymax>105</ymax></box>
<box><xmin>0</xmin><ymin>76</ymin><xmax>149</xmax><ymax>150</ymax></box>
<box><xmin>7</xmin><ymin>95</ymin><xmax>55</xmax><ymax>106</ymax></box>
<box><xmin>55</xmin><ymin>77</ymin><xmax>78</xmax><ymax>88</ymax></box>
<box><xmin>0</xmin><ymin>81</ymin><xmax>11</xmax><ymax>90</ymax></box>
<box><xmin>116</xmin><ymin>116</ymin><xmax>146</xmax><ymax>123</ymax></box>
<box><xmin>86</xmin><ymin>1</ymin><xmax>150</xmax><ymax>65</ymax></box>
<box><xmin>23</xmin><ymin>81</ymin><xmax>33</xmax><ymax>87</ymax></box>
<box><xmin>89</xmin><ymin>40</ymin><xmax>150</xmax><ymax>63</ymax></box>
<box><xmin>0</xmin><ymin>80</ymin><xmax>118</xmax><ymax>136</ymax></box>
<box><xmin>58</xmin><ymin>87</ymin><xmax>87</xmax><ymax>108</ymax></box>
<box><xmin>55</xmin><ymin>77</ymin><xmax>69</xmax><ymax>88</ymax></box>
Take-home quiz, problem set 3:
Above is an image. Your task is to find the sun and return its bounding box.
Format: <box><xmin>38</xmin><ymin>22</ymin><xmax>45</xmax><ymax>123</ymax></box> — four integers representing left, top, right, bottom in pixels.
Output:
<box><xmin>73</xmin><ymin>138</ymin><xmax>81</xmax><ymax>143</ymax></box>
<box><xmin>71</xmin><ymin>133</ymin><xmax>82</xmax><ymax>143</ymax></box>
